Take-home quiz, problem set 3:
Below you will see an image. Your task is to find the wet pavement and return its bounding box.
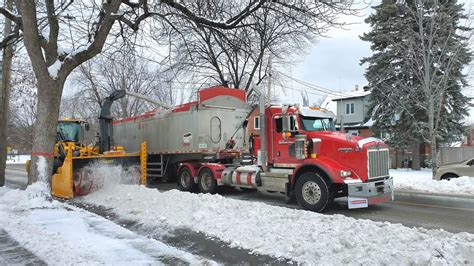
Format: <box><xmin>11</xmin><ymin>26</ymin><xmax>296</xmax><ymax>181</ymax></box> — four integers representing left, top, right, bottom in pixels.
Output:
<box><xmin>73</xmin><ymin>202</ymin><xmax>294</xmax><ymax>265</ymax></box>
<box><xmin>0</xmin><ymin>229</ymin><xmax>46</xmax><ymax>265</ymax></box>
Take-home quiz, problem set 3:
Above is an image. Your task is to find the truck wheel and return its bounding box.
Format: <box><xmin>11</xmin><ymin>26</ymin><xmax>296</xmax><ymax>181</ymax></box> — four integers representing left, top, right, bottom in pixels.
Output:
<box><xmin>295</xmin><ymin>172</ymin><xmax>330</xmax><ymax>212</ymax></box>
<box><xmin>198</xmin><ymin>168</ymin><xmax>218</xmax><ymax>194</ymax></box>
<box><xmin>177</xmin><ymin>167</ymin><xmax>196</xmax><ymax>192</ymax></box>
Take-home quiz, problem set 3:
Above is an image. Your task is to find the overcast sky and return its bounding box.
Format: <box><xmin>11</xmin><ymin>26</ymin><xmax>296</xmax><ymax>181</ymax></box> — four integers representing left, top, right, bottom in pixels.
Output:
<box><xmin>287</xmin><ymin>0</ymin><xmax>474</xmax><ymax>105</ymax></box>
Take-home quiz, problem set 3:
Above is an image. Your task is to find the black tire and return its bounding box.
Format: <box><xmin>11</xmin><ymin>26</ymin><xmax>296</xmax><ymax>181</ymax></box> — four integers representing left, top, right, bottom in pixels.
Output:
<box><xmin>441</xmin><ymin>173</ymin><xmax>459</xmax><ymax>181</ymax></box>
<box><xmin>198</xmin><ymin>168</ymin><xmax>218</xmax><ymax>194</ymax></box>
<box><xmin>295</xmin><ymin>172</ymin><xmax>330</xmax><ymax>212</ymax></box>
<box><xmin>177</xmin><ymin>167</ymin><xmax>196</xmax><ymax>192</ymax></box>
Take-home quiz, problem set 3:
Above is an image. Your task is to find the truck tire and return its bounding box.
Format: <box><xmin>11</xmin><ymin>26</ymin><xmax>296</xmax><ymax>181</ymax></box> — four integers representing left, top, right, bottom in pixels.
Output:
<box><xmin>177</xmin><ymin>167</ymin><xmax>196</xmax><ymax>192</ymax></box>
<box><xmin>295</xmin><ymin>172</ymin><xmax>330</xmax><ymax>212</ymax></box>
<box><xmin>198</xmin><ymin>168</ymin><xmax>218</xmax><ymax>194</ymax></box>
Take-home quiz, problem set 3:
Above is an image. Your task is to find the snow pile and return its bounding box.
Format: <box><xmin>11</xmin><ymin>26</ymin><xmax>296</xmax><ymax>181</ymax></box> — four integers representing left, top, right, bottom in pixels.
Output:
<box><xmin>77</xmin><ymin>163</ymin><xmax>141</xmax><ymax>194</ymax></box>
<box><xmin>5</xmin><ymin>155</ymin><xmax>30</xmax><ymax>164</ymax></box>
<box><xmin>47</xmin><ymin>59</ymin><xmax>62</xmax><ymax>79</ymax></box>
<box><xmin>84</xmin><ymin>184</ymin><xmax>474</xmax><ymax>264</ymax></box>
<box><xmin>391</xmin><ymin>168</ymin><xmax>474</xmax><ymax>195</ymax></box>
<box><xmin>0</xmin><ymin>182</ymin><xmax>54</xmax><ymax>212</ymax></box>
<box><xmin>36</xmin><ymin>156</ymin><xmax>49</xmax><ymax>186</ymax></box>
<box><xmin>0</xmin><ymin>184</ymin><xmax>210</xmax><ymax>264</ymax></box>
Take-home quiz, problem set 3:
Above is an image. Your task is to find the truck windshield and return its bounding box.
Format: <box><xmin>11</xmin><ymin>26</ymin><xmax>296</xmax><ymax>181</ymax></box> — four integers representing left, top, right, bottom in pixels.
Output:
<box><xmin>57</xmin><ymin>122</ymin><xmax>82</xmax><ymax>142</ymax></box>
<box><xmin>300</xmin><ymin>116</ymin><xmax>335</xmax><ymax>132</ymax></box>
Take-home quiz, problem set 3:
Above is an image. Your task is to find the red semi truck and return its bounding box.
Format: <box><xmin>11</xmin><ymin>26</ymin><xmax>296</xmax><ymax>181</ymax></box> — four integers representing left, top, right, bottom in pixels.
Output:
<box><xmin>114</xmin><ymin>86</ymin><xmax>393</xmax><ymax>212</ymax></box>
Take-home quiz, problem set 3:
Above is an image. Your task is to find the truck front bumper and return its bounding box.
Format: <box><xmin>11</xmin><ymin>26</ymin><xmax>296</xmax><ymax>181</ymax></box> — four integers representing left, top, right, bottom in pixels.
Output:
<box><xmin>345</xmin><ymin>177</ymin><xmax>394</xmax><ymax>209</ymax></box>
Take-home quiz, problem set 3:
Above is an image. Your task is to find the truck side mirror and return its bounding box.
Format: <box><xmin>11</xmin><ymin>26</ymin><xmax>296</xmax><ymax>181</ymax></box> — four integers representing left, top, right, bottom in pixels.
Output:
<box><xmin>84</xmin><ymin>122</ymin><xmax>90</xmax><ymax>131</ymax></box>
<box><xmin>282</xmin><ymin>115</ymin><xmax>291</xmax><ymax>132</ymax></box>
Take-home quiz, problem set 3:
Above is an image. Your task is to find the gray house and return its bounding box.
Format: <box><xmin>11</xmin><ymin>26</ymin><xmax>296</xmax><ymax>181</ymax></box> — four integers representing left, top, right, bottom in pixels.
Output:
<box><xmin>322</xmin><ymin>86</ymin><xmax>373</xmax><ymax>137</ymax></box>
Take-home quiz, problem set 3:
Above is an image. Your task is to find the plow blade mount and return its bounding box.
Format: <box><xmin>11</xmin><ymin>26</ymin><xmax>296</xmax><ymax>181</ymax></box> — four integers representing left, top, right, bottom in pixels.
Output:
<box><xmin>51</xmin><ymin>143</ymin><xmax>147</xmax><ymax>199</ymax></box>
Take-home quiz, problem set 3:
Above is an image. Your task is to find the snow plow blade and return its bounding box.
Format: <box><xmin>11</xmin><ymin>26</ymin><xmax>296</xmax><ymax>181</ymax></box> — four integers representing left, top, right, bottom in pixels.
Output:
<box><xmin>51</xmin><ymin>142</ymin><xmax>147</xmax><ymax>199</ymax></box>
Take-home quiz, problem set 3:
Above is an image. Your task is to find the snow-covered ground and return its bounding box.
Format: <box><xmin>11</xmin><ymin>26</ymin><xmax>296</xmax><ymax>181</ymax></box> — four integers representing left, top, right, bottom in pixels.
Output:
<box><xmin>0</xmin><ymin>183</ymin><xmax>212</xmax><ymax>265</ymax></box>
<box><xmin>391</xmin><ymin>168</ymin><xmax>474</xmax><ymax>195</ymax></box>
<box><xmin>80</xmin><ymin>165</ymin><xmax>474</xmax><ymax>265</ymax></box>
<box><xmin>5</xmin><ymin>155</ymin><xmax>30</xmax><ymax>164</ymax></box>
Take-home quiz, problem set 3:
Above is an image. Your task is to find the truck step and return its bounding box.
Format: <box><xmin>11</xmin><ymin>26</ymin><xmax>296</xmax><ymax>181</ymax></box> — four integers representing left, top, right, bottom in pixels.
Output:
<box><xmin>146</xmin><ymin>168</ymin><xmax>163</xmax><ymax>172</ymax></box>
<box><xmin>147</xmin><ymin>173</ymin><xmax>163</xmax><ymax>178</ymax></box>
<box><xmin>147</xmin><ymin>162</ymin><xmax>163</xmax><ymax>166</ymax></box>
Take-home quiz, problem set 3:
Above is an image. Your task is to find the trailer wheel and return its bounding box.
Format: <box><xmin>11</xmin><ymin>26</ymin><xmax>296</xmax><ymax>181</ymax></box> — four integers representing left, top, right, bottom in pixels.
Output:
<box><xmin>177</xmin><ymin>167</ymin><xmax>196</xmax><ymax>192</ymax></box>
<box><xmin>198</xmin><ymin>168</ymin><xmax>218</xmax><ymax>194</ymax></box>
<box><xmin>295</xmin><ymin>172</ymin><xmax>330</xmax><ymax>212</ymax></box>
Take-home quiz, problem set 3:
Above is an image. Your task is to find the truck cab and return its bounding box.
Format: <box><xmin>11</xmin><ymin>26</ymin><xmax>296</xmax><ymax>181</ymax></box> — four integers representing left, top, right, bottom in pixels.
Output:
<box><xmin>247</xmin><ymin>105</ymin><xmax>393</xmax><ymax>211</ymax></box>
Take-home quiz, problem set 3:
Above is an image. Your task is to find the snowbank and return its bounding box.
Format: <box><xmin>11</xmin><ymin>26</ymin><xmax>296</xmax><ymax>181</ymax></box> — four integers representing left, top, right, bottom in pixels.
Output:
<box><xmin>0</xmin><ymin>183</ymin><xmax>210</xmax><ymax>265</ymax></box>
<box><xmin>5</xmin><ymin>155</ymin><xmax>30</xmax><ymax>164</ymax></box>
<box><xmin>391</xmin><ymin>168</ymin><xmax>474</xmax><ymax>195</ymax></box>
<box><xmin>84</xmin><ymin>184</ymin><xmax>474</xmax><ymax>265</ymax></box>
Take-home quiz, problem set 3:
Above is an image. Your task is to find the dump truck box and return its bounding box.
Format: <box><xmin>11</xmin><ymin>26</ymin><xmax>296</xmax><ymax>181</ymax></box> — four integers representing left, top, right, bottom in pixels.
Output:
<box><xmin>113</xmin><ymin>87</ymin><xmax>252</xmax><ymax>160</ymax></box>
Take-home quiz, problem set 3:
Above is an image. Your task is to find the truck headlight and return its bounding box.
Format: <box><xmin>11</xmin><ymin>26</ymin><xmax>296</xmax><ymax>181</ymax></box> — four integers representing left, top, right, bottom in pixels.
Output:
<box><xmin>340</xmin><ymin>170</ymin><xmax>352</xmax><ymax>178</ymax></box>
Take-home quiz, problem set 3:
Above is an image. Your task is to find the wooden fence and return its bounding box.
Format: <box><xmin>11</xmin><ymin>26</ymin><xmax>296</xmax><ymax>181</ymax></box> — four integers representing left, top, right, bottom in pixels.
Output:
<box><xmin>440</xmin><ymin>146</ymin><xmax>474</xmax><ymax>166</ymax></box>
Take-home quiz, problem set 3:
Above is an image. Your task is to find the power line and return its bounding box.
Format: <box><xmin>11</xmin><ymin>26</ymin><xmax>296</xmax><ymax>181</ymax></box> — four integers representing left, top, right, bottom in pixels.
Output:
<box><xmin>277</xmin><ymin>71</ymin><xmax>349</xmax><ymax>97</ymax></box>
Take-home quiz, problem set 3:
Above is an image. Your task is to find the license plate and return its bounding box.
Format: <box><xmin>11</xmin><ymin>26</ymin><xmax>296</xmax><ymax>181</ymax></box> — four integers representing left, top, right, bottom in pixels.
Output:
<box><xmin>348</xmin><ymin>197</ymin><xmax>369</xmax><ymax>209</ymax></box>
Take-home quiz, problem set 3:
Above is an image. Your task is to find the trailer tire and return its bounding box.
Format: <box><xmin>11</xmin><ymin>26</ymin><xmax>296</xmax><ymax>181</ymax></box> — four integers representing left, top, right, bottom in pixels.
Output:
<box><xmin>295</xmin><ymin>172</ymin><xmax>330</xmax><ymax>212</ymax></box>
<box><xmin>198</xmin><ymin>168</ymin><xmax>218</xmax><ymax>194</ymax></box>
<box><xmin>177</xmin><ymin>167</ymin><xmax>196</xmax><ymax>192</ymax></box>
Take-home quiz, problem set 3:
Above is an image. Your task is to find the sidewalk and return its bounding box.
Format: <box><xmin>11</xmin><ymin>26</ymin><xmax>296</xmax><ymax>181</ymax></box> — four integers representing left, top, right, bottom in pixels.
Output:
<box><xmin>0</xmin><ymin>183</ymin><xmax>211</xmax><ymax>265</ymax></box>
<box><xmin>395</xmin><ymin>188</ymin><xmax>474</xmax><ymax>199</ymax></box>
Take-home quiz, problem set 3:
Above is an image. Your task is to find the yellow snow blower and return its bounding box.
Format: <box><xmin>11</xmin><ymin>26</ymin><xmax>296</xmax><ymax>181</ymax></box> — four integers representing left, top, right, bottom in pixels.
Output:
<box><xmin>29</xmin><ymin>90</ymin><xmax>147</xmax><ymax>199</ymax></box>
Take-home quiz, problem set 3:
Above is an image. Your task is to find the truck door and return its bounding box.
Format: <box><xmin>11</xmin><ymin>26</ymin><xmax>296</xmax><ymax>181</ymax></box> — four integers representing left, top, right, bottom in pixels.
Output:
<box><xmin>271</xmin><ymin>115</ymin><xmax>299</xmax><ymax>167</ymax></box>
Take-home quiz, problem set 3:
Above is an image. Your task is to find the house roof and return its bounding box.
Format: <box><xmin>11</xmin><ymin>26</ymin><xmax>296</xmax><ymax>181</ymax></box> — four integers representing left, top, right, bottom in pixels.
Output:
<box><xmin>330</xmin><ymin>90</ymin><xmax>371</xmax><ymax>101</ymax></box>
<box><xmin>321</xmin><ymin>96</ymin><xmax>337</xmax><ymax>114</ymax></box>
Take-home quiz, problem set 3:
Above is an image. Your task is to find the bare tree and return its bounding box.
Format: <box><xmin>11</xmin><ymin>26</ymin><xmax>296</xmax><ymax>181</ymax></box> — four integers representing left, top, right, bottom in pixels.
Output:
<box><xmin>0</xmin><ymin>0</ymin><xmax>15</xmax><ymax>187</ymax></box>
<box><xmin>156</xmin><ymin>1</ymin><xmax>355</xmax><ymax>98</ymax></box>
<box><xmin>362</xmin><ymin>0</ymin><xmax>472</xmax><ymax>175</ymax></box>
<box><xmin>65</xmin><ymin>49</ymin><xmax>176</xmax><ymax>125</ymax></box>
<box><xmin>407</xmin><ymin>0</ymin><xmax>473</xmax><ymax>174</ymax></box>
<box><xmin>1</xmin><ymin>0</ymin><xmax>295</xmax><ymax>184</ymax></box>
<box><xmin>8</xmin><ymin>60</ymin><xmax>37</xmax><ymax>154</ymax></box>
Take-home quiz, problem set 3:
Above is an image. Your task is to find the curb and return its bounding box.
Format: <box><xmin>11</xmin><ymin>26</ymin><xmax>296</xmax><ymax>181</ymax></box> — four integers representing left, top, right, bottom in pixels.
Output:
<box><xmin>394</xmin><ymin>189</ymin><xmax>474</xmax><ymax>199</ymax></box>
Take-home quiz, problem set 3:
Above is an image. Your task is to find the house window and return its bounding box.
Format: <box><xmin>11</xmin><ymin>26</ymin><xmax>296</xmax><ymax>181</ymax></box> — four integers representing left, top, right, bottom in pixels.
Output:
<box><xmin>254</xmin><ymin>116</ymin><xmax>260</xmax><ymax>130</ymax></box>
<box><xmin>345</xmin><ymin>102</ymin><xmax>355</xmax><ymax>115</ymax></box>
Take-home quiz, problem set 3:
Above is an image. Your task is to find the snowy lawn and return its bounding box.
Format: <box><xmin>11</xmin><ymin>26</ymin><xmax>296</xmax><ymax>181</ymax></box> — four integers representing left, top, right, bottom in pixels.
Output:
<box><xmin>391</xmin><ymin>168</ymin><xmax>474</xmax><ymax>195</ymax></box>
<box><xmin>5</xmin><ymin>155</ymin><xmax>30</xmax><ymax>164</ymax></box>
<box><xmin>83</xmin><ymin>182</ymin><xmax>474</xmax><ymax>264</ymax></box>
<box><xmin>0</xmin><ymin>183</ymin><xmax>211</xmax><ymax>265</ymax></box>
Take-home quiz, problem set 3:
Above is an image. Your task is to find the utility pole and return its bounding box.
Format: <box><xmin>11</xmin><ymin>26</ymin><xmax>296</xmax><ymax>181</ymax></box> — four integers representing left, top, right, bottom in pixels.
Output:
<box><xmin>0</xmin><ymin>0</ymin><xmax>15</xmax><ymax>187</ymax></box>
<box><xmin>267</xmin><ymin>55</ymin><xmax>272</xmax><ymax>105</ymax></box>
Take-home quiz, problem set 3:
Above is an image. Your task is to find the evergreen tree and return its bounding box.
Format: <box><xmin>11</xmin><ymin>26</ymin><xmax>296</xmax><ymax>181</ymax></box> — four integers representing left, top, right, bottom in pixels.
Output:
<box><xmin>361</xmin><ymin>0</ymin><xmax>472</xmax><ymax>172</ymax></box>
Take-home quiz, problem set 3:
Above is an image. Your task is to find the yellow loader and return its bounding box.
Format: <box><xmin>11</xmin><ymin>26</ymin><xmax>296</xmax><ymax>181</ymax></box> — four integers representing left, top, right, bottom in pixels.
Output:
<box><xmin>28</xmin><ymin>90</ymin><xmax>147</xmax><ymax>198</ymax></box>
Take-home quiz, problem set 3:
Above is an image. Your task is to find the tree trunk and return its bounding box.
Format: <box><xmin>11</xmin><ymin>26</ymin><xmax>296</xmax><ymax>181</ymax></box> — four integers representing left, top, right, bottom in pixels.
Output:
<box><xmin>0</xmin><ymin>0</ymin><xmax>14</xmax><ymax>187</ymax></box>
<box><xmin>411</xmin><ymin>142</ymin><xmax>421</xmax><ymax>170</ymax></box>
<box><xmin>430</xmin><ymin>134</ymin><xmax>438</xmax><ymax>178</ymax></box>
<box><xmin>28</xmin><ymin>77</ymin><xmax>64</xmax><ymax>185</ymax></box>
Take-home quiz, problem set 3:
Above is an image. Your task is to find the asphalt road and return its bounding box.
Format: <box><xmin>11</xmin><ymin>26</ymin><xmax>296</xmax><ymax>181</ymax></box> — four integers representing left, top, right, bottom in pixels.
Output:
<box><xmin>5</xmin><ymin>164</ymin><xmax>474</xmax><ymax>234</ymax></box>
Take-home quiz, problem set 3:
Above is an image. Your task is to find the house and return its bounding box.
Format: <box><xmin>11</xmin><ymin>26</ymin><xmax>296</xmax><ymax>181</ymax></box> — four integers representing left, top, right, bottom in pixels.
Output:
<box><xmin>322</xmin><ymin>85</ymin><xmax>373</xmax><ymax>137</ymax></box>
<box><xmin>322</xmin><ymin>85</ymin><xmax>422</xmax><ymax>169</ymax></box>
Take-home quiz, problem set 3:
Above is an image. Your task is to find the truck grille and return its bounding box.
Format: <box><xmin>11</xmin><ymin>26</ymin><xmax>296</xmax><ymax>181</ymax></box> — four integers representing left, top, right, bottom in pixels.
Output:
<box><xmin>367</xmin><ymin>149</ymin><xmax>389</xmax><ymax>179</ymax></box>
